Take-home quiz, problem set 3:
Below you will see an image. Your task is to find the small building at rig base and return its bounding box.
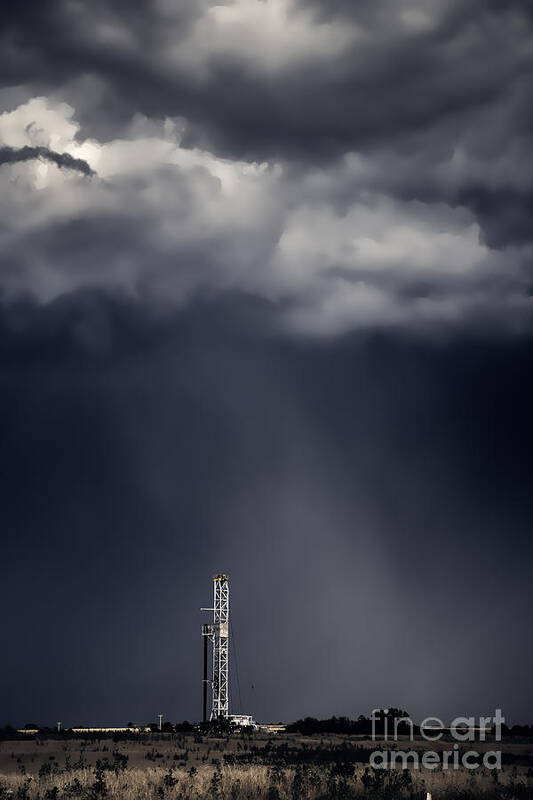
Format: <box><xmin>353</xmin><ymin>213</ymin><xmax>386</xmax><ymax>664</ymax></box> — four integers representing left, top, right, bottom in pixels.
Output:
<box><xmin>229</xmin><ymin>714</ymin><xmax>256</xmax><ymax>728</ymax></box>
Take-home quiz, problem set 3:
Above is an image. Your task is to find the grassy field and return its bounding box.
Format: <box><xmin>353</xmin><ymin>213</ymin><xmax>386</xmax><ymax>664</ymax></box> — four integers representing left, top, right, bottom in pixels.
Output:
<box><xmin>1</xmin><ymin>733</ymin><xmax>532</xmax><ymax>799</ymax></box>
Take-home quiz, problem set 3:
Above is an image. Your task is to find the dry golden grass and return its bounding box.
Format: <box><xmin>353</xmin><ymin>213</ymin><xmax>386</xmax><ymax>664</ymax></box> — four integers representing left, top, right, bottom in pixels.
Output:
<box><xmin>1</xmin><ymin>735</ymin><xmax>532</xmax><ymax>799</ymax></box>
<box><xmin>1</xmin><ymin>761</ymin><xmax>532</xmax><ymax>800</ymax></box>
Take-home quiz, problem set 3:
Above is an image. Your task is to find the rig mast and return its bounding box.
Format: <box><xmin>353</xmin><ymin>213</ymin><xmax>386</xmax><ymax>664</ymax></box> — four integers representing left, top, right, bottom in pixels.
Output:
<box><xmin>202</xmin><ymin>574</ymin><xmax>229</xmax><ymax>721</ymax></box>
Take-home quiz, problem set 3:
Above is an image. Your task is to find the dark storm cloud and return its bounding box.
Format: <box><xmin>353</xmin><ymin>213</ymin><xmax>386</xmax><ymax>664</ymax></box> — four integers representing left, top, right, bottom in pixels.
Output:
<box><xmin>0</xmin><ymin>0</ymin><xmax>530</xmax><ymax>158</ymax></box>
<box><xmin>1</xmin><ymin>0</ymin><xmax>533</xmax><ymax>728</ymax></box>
<box><xmin>1</xmin><ymin>294</ymin><xmax>532</xmax><ymax>726</ymax></box>
<box><xmin>0</xmin><ymin>144</ymin><xmax>95</xmax><ymax>175</ymax></box>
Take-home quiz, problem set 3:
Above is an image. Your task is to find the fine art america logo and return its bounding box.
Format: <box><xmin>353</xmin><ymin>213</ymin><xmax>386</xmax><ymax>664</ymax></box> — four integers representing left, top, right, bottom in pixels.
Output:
<box><xmin>369</xmin><ymin>709</ymin><xmax>504</xmax><ymax>770</ymax></box>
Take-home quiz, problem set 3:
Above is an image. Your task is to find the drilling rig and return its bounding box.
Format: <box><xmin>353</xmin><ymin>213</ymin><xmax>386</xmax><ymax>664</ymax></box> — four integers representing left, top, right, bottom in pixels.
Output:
<box><xmin>201</xmin><ymin>573</ymin><xmax>230</xmax><ymax>721</ymax></box>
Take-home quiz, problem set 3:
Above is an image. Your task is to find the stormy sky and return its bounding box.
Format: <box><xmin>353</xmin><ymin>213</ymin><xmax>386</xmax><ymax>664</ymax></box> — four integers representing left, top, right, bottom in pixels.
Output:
<box><xmin>1</xmin><ymin>0</ymin><xmax>533</xmax><ymax>727</ymax></box>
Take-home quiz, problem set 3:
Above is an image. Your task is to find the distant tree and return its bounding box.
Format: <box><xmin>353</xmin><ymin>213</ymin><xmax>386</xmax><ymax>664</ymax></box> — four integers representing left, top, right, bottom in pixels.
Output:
<box><xmin>509</xmin><ymin>724</ymin><xmax>533</xmax><ymax>737</ymax></box>
<box><xmin>0</xmin><ymin>725</ymin><xmax>16</xmax><ymax>741</ymax></box>
<box><xmin>175</xmin><ymin>721</ymin><xmax>194</xmax><ymax>732</ymax></box>
<box><xmin>286</xmin><ymin>710</ymin><xmax>414</xmax><ymax>736</ymax></box>
<box><xmin>162</xmin><ymin>722</ymin><xmax>175</xmax><ymax>733</ymax></box>
<box><xmin>371</xmin><ymin>708</ymin><xmax>412</xmax><ymax>736</ymax></box>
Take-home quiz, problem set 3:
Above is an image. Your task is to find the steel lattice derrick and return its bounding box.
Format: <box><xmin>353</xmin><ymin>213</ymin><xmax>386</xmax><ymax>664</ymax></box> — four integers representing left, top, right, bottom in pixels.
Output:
<box><xmin>202</xmin><ymin>573</ymin><xmax>230</xmax><ymax>720</ymax></box>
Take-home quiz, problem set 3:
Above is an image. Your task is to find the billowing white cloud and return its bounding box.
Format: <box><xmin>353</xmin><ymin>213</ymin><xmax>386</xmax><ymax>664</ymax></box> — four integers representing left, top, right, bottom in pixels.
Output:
<box><xmin>0</xmin><ymin>97</ymin><xmax>531</xmax><ymax>335</ymax></box>
<box><xmin>0</xmin><ymin>97</ymin><xmax>80</xmax><ymax>151</ymax></box>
